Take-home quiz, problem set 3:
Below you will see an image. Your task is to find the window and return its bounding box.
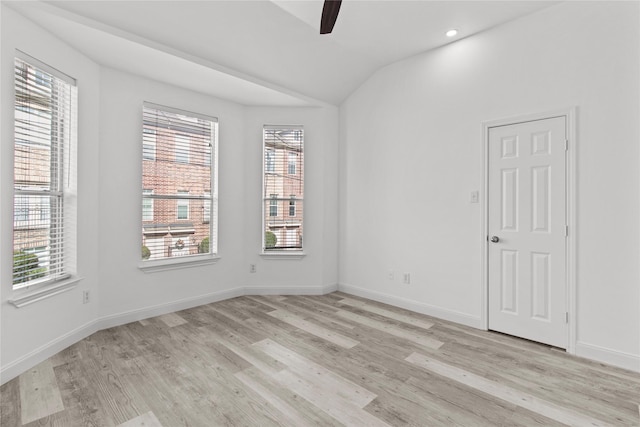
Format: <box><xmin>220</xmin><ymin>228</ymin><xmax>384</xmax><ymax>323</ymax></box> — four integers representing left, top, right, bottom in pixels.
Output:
<box><xmin>288</xmin><ymin>152</ymin><xmax>297</xmax><ymax>175</ymax></box>
<box><xmin>289</xmin><ymin>197</ymin><xmax>296</xmax><ymax>217</ymax></box>
<box><xmin>13</xmin><ymin>55</ymin><xmax>77</xmax><ymax>289</ymax></box>
<box><xmin>263</xmin><ymin>126</ymin><xmax>304</xmax><ymax>251</ymax></box>
<box><xmin>177</xmin><ymin>191</ymin><xmax>189</xmax><ymax>220</ymax></box>
<box><xmin>175</xmin><ymin>134</ymin><xmax>190</xmax><ymax>164</ymax></box>
<box><xmin>142</xmin><ymin>128</ymin><xmax>156</xmax><ymax>160</ymax></box>
<box><xmin>142</xmin><ymin>103</ymin><xmax>217</xmax><ymax>261</ymax></box>
<box><xmin>142</xmin><ymin>189</ymin><xmax>154</xmax><ymax>221</ymax></box>
<box><xmin>265</xmin><ymin>149</ymin><xmax>275</xmax><ymax>173</ymax></box>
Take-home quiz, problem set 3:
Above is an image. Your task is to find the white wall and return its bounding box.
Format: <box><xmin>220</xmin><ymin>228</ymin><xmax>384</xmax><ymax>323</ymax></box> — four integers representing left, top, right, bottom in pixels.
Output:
<box><xmin>339</xmin><ymin>1</ymin><xmax>639</xmax><ymax>370</ymax></box>
<box><xmin>97</xmin><ymin>70</ymin><xmax>340</xmax><ymax>319</ymax></box>
<box><xmin>1</xmin><ymin>6</ymin><xmax>102</xmax><ymax>379</ymax></box>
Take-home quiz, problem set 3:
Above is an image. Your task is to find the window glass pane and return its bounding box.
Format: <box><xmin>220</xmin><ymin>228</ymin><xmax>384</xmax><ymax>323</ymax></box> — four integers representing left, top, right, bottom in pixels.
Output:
<box><xmin>142</xmin><ymin>104</ymin><xmax>217</xmax><ymax>260</ymax></box>
<box><xmin>142</xmin><ymin>189</ymin><xmax>153</xmax><ymax>221</ymax></box>
<box><xmin>13</xmin><ymin>56</ymin><xmax>77</xmax><ymax>289</ymax></box>
<box><xmin>288</xmin><ymin>152</ymin><xmax>296</xmax><ymax>174</ymax></box>
<box><xmin>177</xmin><ymin>191</ymin><xmax>189</xmax><ymax>220</ymax></box>
<box><xmin>263</xmin><ymin>127</ymin><xmax>303</xmax><ymax>251</ymax></box>
<box><xmin>289</xmin><ymin>198</ymin><xmax>295</xmax><ymax>217</ymax></box>
<box><xmin>175</xmin><ymin>134</ymin><xmax>190</xmax><ymax>164</ymax></box>
<box><xmin>266</xmin><ymin>149</ymin><xmax>275</xmax><ymax>173</ymax></box>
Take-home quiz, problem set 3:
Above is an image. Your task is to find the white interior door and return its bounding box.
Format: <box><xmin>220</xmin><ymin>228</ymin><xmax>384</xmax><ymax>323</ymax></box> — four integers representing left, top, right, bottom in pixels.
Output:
<box><xmin>488</xmin><ymin>116</ymin><xmax>568</xmax><ymax>348</ymax></box>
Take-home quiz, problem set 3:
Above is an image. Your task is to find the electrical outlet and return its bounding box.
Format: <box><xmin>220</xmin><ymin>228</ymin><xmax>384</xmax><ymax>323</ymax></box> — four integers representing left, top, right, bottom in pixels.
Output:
<box><xmin>470</xmin><ymin>190</ymin><xmax>479</xmax><ymax>203</ymax></box>
<box><xmin>403</xmin><ymin>273</ymin><xmax>411</xmax><ymax>284</ymax></box>
<box><xmin>388</xmin><ymin>270</ymin><xmax>394</xmax><ymax>280</ymax></box>
<box><xmin>249</xmin><ymin>264</ymin><xmax>257</xmax><ymax>273</ymax></box>
<box><xmin>83</xmin><ymin>290</ymin><xmax>90</xmax><ymax>304</ymax></box>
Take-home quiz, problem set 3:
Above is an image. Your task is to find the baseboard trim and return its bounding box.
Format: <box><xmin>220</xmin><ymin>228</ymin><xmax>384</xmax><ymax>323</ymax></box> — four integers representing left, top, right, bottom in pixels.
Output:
<box><xmin>244</xmin><ymin>283</ymin><xmax>338</xmax><ymax>296</ymax></box>
<box><xmin>575</xmin><ymin>341</ymin><xmax>640</xmax><ymax>373</ymax></box>
<box><xmin>1</xmin><ymin>284</ymin><xmax>338</xmax><ymax>385</ymax></box>
<box><xmin>338</xmin><ymin>283</ymin><xmax>483</xmax><ymax>329</ymax></box>
<box><xmin>97</xmin><ymin>287</ymin><xmax>246</xmax><ymax>330</ymax></box>
<box><xmin>0</xmin><ymin>319</ymin><xmax>100</xmax><ymax>385</ymax></box>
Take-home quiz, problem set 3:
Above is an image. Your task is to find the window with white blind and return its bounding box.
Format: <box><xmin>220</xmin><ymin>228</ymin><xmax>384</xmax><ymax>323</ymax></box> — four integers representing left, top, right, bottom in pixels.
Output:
<box><xmin>141</xmin><ymin>103</ymin><xmax>217</xmax><ymax>263</ymax></box>
<box><xmin>262</xmin><ymin>126</ymin><xmax>304</xmax><ymax>252</ymax></box>
<box><xmin>12</xmin><ymin>55</ymin><xmax>78</xmax><ymax>289</ymax></box>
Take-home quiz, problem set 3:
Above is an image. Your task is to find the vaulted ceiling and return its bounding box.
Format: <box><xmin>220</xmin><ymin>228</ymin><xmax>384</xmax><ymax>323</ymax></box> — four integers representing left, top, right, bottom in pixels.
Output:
<box><xmin>8</xmin><ymin>1</ymin><xmax>558</xmax><ymax>106</ymax></box>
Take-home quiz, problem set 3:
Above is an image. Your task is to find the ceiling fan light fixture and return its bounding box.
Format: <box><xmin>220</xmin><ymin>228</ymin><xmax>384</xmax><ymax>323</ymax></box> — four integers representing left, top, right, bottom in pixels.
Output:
<box><xmin>446</xmin><ymin>29</ymin><xmax>459</xmax><ymax>38</ymax></box>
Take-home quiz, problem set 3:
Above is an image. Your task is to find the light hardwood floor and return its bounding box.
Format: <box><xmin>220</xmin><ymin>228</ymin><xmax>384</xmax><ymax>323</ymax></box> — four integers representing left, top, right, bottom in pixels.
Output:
<box><xmin>1</xmin><ymin>292</ymin><xmax>638</xmax><ymax>426</ymax></box>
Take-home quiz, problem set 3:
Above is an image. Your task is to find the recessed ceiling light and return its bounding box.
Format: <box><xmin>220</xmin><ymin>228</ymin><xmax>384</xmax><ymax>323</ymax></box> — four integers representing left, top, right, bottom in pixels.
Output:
<box><xmin>446</xmin><ymin>29</ymin><xmax>458</xmax><ymax>38</ymax></box>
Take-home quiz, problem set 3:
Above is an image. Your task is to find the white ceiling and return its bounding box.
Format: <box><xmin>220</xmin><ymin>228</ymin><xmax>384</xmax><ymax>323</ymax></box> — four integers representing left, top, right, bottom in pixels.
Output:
<box><xmin>7</xmin><ymin>0</ymin><xmax>559</xmax><ymax>106</ymax></box>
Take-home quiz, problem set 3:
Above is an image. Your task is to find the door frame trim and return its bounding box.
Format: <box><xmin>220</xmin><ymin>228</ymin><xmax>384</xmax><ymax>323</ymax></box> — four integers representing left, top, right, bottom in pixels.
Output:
<box><xmin>480</xmin><ymin>107</ymin><xmax>577</xmax><ymax>354</ymax></box>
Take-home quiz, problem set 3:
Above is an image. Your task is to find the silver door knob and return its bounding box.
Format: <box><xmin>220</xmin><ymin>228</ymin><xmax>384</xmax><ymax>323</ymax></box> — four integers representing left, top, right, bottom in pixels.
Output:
<box><xmin>490</xmin><ymin>236</ymin><xmax>500</xmax><ymax>243</ymax></box>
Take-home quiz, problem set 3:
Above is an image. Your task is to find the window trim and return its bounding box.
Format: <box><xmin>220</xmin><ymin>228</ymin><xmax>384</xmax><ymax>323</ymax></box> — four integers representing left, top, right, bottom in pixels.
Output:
<box><xmin>12</xmin><ymin>52</ymin><xmax>78</xmax><ymax>292</ymax></box>
<box><xmin>140</xmin><ymin>102</ymin><xmax>219</xmax><ymax>265</ymax></box>
<box><xmin>262</xmin><ymin>125</ymin><xmax>304</xmax><ymax>253</ymax></box>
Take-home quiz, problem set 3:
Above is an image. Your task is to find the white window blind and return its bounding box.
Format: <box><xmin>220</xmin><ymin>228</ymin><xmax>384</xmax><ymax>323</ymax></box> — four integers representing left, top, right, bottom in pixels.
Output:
<box><xmin>263</xmin><ymin>126</ymin><xmax>304</xmax><ymax>251</ymax></box>
<box><xmin>13</xmin><ymin>55</ymin><xmax>77</xmax><ymax>289</ymax></box>
<box><xmin>142</xmin><ymin>103</ymin><xmax>217</xmax><ymax>261</ymax></box>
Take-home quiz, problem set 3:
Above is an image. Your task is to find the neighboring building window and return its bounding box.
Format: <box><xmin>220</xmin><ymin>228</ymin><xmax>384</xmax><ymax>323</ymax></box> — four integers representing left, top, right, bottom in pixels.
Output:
<box><xmin>142</xmin><ymin>128</ymin><xmax>156</xmax><ymax>160</ymax></box>
<box><xmin>13</xmin><ymin>55</ymin><xmax>78</xmax><ymax>289</ymax></box>
<box><xmin>265</xmin><ymin>148</ymin><xmax>275</xmax><ymax>173</ymax></box>
<box><xmin>177</xmin><ymin>191</ymin><xmax>189</xmax><ymax>220</ymax></box>
<box><xmin>288</xmin><ymin>152</ymin><xmax>297</xmax><ymax>175</ymax></box>
<box><xmin>175</xmin><ymin>134</ymin><xmax>190</xmax><ymax>164</ymax></box>
<box><xmin>203</xmin><ymin>190</ymin><xmax>211</xmax><ymax>223</ymax></box>
<box><xmin>263</xmin><ymin>126</ymin><xmax>304</xmax><ymax>251</ymax></box>
<box><xmin>142</xmin><ymin>103</ymin><xmax>218</xmax><ymax>260</ymax></box>
<box><xmin>289</xmin><ymin>197</ymin><xmax>296</xmax><ymax>217</ymax></box>
<box><xmin>269</xmin><ymin>195</ymin><xmax>278</xmax><ymax>217</ymax></box>
<box><xmin>142</xmin><ymin>189</ymin><xmax>154</xmax><ymax>221</ymax></box>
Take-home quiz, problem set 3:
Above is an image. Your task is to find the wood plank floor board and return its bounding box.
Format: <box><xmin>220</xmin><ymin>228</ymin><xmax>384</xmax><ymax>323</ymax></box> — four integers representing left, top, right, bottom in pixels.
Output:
<box><xmin>52</xmin><ymin>357</ymin><xmax>114</xmax><ymax>427</ymax></box>
<box><xmin>3</xmin><ymin>293</ymin><xmax>638</xmax><ymax>426</ymax></box>
<box><xmin>79</xmin><ymin>334</ymin><xmax>149</xmax><ymax>426</ymax></box>
<box><xmin>337</xmin><ymin>297</ymin><xmax>435</xmax><ymax>330</ymax></box>
<box><xmin>18</xmin><ymin>359</ymin><xmax>65</xmax><ymax>424</ymax></box>
<box><xmin>207</xmin><ymin>329</ymin><xmax>286</xmax><ymax>377</ymax></box>
<box><xmin>266</xmin><ymin>309</ymin><xmax>360</xmax><ymax>349</ymax></box>
<box><xmin>253</xmin><ymin>338</ymin><xmax>377</xmax><ymax>408</ymax></box>
<box><xmin>259</xmin><ymin>296</ymin><xmax>357</xmax><ymax>331</ymax></box>
<box><xmin>336</xmin><ymin>309</ymin><xmax>444</xmax><ymax>350</ymax></box>
<box><xmin>0</xmin><ymin>375</ymin><xmax>21</xmax><ymax>427</ymax></box>
<box><xmin>235</xmin><ymin>366</ymin><xmax>343</xmax><ymax>427</ymax></box>
<box><xmin>117</xmin><ymin>411</ymin><xmax>163</xmax><ymax>427</ymax></box>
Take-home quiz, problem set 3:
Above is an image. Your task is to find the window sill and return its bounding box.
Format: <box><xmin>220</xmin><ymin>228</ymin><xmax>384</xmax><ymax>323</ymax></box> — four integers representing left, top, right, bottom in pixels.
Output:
<box><xmin>260</xmin><ymin>252</ymin><xmax>306</xmax><ymax>260</ymax></box>
<box><xmin>139</xmin><ymin>253</ymin><xmax>220</xmax><ymax>273</ymax></box>
<box><xmin>8</xmin><ymin>276</ymin><xmax>82</xmax><ymax>308</ymax></box>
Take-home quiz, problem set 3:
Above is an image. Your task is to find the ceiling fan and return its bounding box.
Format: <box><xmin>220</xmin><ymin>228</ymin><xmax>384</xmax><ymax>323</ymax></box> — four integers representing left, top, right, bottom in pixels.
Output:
<box><xmin>320</xmin><ymin>0</ymin><xmax>342</xmax><ymax>34</ymax></box>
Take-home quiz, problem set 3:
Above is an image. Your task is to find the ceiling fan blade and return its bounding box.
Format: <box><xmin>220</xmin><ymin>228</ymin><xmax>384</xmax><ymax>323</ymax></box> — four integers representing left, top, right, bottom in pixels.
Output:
<box><xmin>320</xmin><ymin>0</ymin><xmax>342</xmax><ymax>34</ymax></box>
